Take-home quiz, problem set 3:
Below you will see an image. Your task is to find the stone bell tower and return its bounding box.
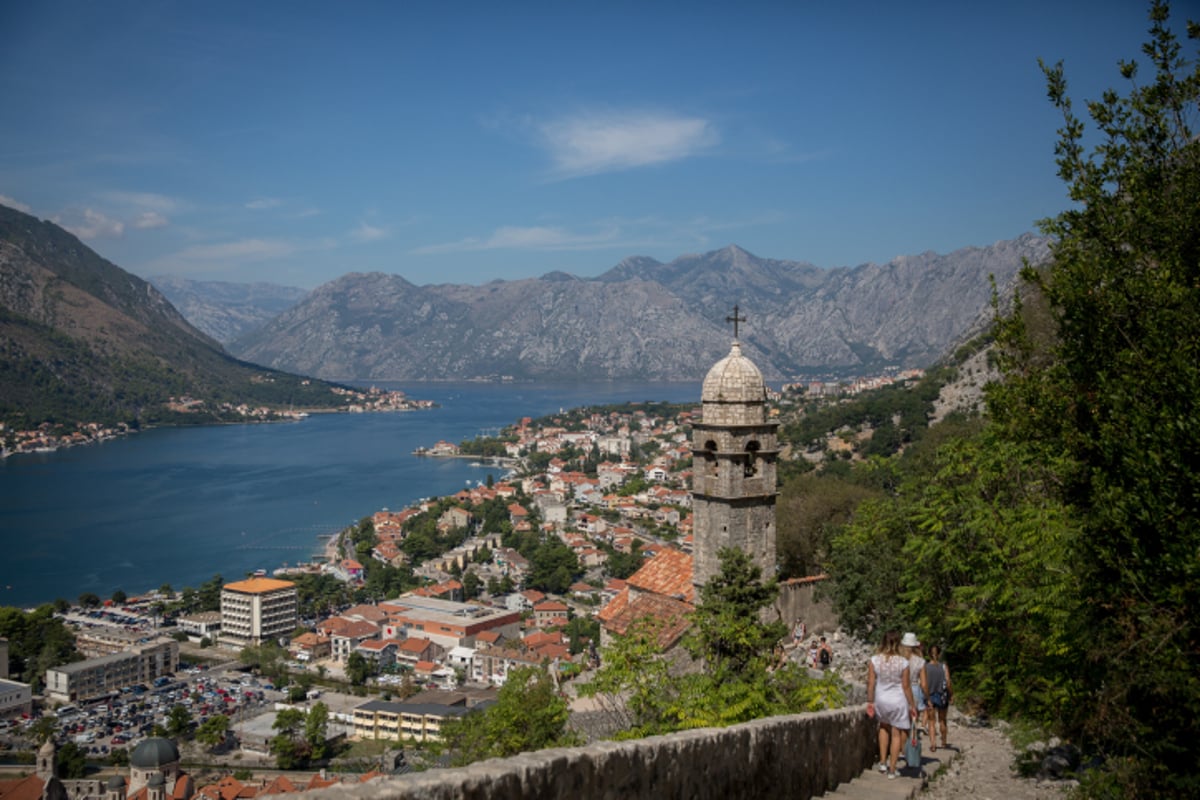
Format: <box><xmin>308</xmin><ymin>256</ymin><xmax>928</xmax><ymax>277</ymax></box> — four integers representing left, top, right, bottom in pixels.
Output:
<box><xmin>691</xmin><ymin>307</ymin><xmax>779</xmax><ymax>591</ymax></box>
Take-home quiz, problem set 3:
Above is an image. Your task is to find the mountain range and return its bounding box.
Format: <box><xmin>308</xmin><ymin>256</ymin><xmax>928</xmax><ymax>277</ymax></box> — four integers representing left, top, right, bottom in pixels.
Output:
<box><xmin>229</xmin><ymin>235</ymin><xmax>1051</xmax><ymax>381</ymax></box>
<box><xmin>149</xmin><ymin>275</ymin><xmax>308</xmax><ymax>344</ymax></box>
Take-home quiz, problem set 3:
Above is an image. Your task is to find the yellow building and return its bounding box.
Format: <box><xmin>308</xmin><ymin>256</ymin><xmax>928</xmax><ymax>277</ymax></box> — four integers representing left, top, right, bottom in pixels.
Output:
<box><xmin>351</xmin><ymin>699</ymin><xmax>475</xmax><ymax>743</ymax></box>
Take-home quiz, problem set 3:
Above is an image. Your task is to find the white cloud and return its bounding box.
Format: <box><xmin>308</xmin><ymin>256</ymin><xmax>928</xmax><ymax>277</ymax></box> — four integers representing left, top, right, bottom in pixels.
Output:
<box><xmin>539</xmin><ymin>111</ymin><xmax>718</xmax><ymax>178</ymax></box>
<box><xmin>0</xmin><ymin>194</ymin><xmax>32</xmax><ymax>213</ymax></box>
<box><xmin>246</xmin><ymin>197</ymin><xmax>283</xmax><ymax>210</ymax></box>
<box><xmin>132</xmin><ymin>211</ymin><xmax>169</xmax><ymax>230</ymax></box>
<box><xmin>57</xmin><ymin>208</ymin><xmax>126</xmax><ymax>239</ymax></box>
<box><xmin>167</xmin><ymin>238</ymin><xmax>299</xmax><ymax>264</ymax></box>
<box><xmin>350</xmin><ymin>221</ymin><xmax>388</xmax><ymax>243</ymax></box>
<box><xmin>101</xmin><ymin>191</ymin><xmax>177</xmax><ymax>212</ymax></box>
<box><xmin>415</xmin><ymin>225</ymin><xmax>619</xmax><ymax>255</ymax></box>
<box><xmin>414</xmin><ymin>211</ymin><xmax>788</xmax><ymax>258</ymax></box>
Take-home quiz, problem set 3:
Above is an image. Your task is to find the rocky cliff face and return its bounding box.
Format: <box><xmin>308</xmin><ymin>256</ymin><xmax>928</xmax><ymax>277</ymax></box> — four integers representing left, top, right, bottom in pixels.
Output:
<box><xmin>231</xmin><ymin>235</ymin><xmax>1051</xmax><ymax>381</ymax></box>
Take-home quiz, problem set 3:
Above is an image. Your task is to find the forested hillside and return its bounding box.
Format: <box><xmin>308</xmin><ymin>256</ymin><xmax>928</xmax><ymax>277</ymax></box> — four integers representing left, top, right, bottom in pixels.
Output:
<box><xmin>782</xmin><ymin>8</ymin><xmax>1198</xmax><ymax>795</ymax></box>
<box><xmin>0</xmin><ymin>205</ymin><xmax>359</xmax><ymax>433</ymax></box>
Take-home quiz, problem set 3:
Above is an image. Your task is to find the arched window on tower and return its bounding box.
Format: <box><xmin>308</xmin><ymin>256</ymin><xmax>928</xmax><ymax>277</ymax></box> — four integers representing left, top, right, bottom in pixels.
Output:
<box><xmin>744</xmin><ymin>440</ymin><xmax>760</xmax><ymax>477</ymax></box>
<box><xmin>704</xmin><ymin>440</ymin><xmax>718</xmax><ymax>476</ymax></box>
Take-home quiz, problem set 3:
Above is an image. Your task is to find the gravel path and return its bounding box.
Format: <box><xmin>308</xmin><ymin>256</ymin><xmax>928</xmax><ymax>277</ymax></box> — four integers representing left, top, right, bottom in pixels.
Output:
<box><xmin>921</xmin><ymin>714</ymin><xmax>1075</xmax><ymax>800</ymax></box>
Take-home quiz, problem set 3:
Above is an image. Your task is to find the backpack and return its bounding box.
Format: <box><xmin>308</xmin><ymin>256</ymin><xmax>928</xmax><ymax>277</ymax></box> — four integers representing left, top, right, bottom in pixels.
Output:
<box><xmin>819</xmin><ymin>647</ymin><xmax>831</xmax><ymax>666</ymax></box>
<box><xmin>925</xmin><ymin>662</ymin><xmax>949</xmax><ymax>708</ymax></box>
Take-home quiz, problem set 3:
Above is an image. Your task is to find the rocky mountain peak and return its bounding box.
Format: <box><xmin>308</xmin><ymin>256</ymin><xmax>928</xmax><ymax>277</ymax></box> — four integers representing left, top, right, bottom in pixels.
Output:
<box><xmin>229</xmin><ymin>235</ymin><xmax>1052</xmax><ymax>382</ymax></box>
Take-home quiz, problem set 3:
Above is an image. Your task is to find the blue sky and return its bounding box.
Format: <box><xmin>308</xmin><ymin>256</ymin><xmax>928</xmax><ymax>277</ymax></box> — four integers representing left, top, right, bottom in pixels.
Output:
<box><xmin>0</xmin><ymin>2</ymin><xmax>1176</xmax><ymax>289</ymax></box>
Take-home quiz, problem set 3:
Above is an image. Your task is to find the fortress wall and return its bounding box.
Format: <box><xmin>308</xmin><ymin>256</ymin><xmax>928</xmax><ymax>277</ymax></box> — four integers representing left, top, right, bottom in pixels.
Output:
<box><xmin>305</xmin><ymin>705</ymin><xmax>875</xmax><ymax>800</ymax></box>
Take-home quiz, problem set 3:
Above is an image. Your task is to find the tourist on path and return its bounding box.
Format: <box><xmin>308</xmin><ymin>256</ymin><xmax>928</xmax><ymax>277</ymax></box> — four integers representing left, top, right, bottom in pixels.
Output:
<box><xmin>866</xmin><ymin>629</ymin><xmax>917</xmax><ymax>779</ymax></box>
<box><xmin>818</xmin><ymin>636</ymin><xmax>833</xmax><ymax>670</ymax></box>
<box><xmin>923</xmin><ymin>645</ymin><xmax>952</xmax><ymax>751</ymax></box>
<box><xmin>901</xmin><ymin>631</ymin><xmax>928</xmax><ymax>728</ymax></box>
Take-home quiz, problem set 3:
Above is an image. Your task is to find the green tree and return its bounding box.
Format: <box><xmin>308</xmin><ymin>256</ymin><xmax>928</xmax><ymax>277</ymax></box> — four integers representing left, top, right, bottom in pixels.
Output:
<box><xmin>581</xmin><ymin>548</ymin><xmax>842</xmax><ymax>740</ymax></box>
<box><xmin>166</xmin><ymin>704</ymin><xmax>192</xmax><ymax>738</ymax></box>
<box><xmin>684</xmin><ymin>548</ymin><xmax>787</xmax><ymax>681</ymax></box>
<box><xmin>304</xmin><ymin>702</ymin><xmax>330</xmax><ymax>760</ymax></box>
<box><xmin>197</xmin><ymin>574</ymin><xmax>223</xmax><ymax>612</ymax></box>
<box><xmin>462</xmin><ymin>569</ymin><xmax>481</xmax><ymax>599</ymax></box>
<box><xmin>27</xmin><ymin>715</ymin><xmax>57</xmax><ymax>744</ymax></box>
<box><xmin>345</xmin><ymin>652</ymin><xmax>371</xmax><ymax>686</ymax></box>
<box><xmin>269</xmin><ymin>707</ymin><xmax>309</xmax><ymax>769</ymax></box>
<box><xmin>77</xmin><ymin>593</ymin><xmax>100</xmax><ymax>608</ymax></box>
<box><xmin>577</xmin><ymin>617</ymin><xmax>673</xmax><ymax>734</ymax></box>
<box><xmin>111</xmin><ymin>589</ymin><xmax>127</xmax><ymax>604</ymax></box>
<box><xmin>989</xmin><ymin>6</ymin><xmax>1200</xmax><ymax>793</ymax></box>
<box><xmin>776</xmin><ymin>472</ymin><xmax>882</xmax><ymax>580</ymax></box>
<box><xmin>440</xmin><ymin>666</ymin><xmax>578</xmax><ymax>765</ymax></box>
<box><xmin>56</xmin><ymin>741</ymin><xmax>88</xmax><ymax>779</ymax></box>
<box><xmin>196</xmin><ymin>713</ymin><xmax>230</xmax><ymax>751</ymax></box>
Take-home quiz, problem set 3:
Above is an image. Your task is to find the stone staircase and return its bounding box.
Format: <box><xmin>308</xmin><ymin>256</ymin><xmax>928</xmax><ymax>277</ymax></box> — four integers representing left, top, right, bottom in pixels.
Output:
<box><xmin>822</xmin><ymin>745</ymin><xmax>959</xmax><ymax>800</ymax></box>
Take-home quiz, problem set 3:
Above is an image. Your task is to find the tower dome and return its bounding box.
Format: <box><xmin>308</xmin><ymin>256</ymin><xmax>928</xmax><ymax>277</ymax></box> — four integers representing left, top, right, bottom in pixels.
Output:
<box><xmin>130</xmin><ymin>738</ymin><xmax>180</xmax><ymax>770</ymax></box>
<box><xmin>701</xmin><ymin>341</ymin><xmax>767</xmax><ymax>425</ymax></box>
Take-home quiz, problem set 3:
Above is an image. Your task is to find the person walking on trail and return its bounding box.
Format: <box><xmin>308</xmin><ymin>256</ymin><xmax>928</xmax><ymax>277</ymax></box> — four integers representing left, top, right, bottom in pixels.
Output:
<box><xmin>923</xmin><ymin>645</ymin><xmax>952</xmax><ymax>751</ymax></box>
<box><xmin>866</xmin><ymin>630</ymin><xmax>918</xmax><ymax>779</ymax></box>
<box><xmin>818</xmin><ymin>636</ymin><xmax>833</xmax><ymax>670</ymax></box>
<box><xmin>900</xmin><ymin>631</ymin><xmax>928</xmax><ymax>739</ymax></box>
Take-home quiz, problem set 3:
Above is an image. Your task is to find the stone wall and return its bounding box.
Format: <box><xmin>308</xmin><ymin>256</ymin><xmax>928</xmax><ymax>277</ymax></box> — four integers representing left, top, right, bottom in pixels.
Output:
<box><xmin>775</xmin><ymin>576</ymin><xmax>838</xmax><ymax>635</ymax></box>
<box><xmin>306</xmin><ymin>706</ymin><xmax>875</xmax><ymax>800</ymax></box>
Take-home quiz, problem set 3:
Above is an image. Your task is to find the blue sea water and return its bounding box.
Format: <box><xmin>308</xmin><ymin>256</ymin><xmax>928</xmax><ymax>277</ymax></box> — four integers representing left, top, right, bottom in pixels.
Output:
<box><xmin>0</xmin><ymin>381</ymin><xmax>700</xmax><ymax>608</ymax></box>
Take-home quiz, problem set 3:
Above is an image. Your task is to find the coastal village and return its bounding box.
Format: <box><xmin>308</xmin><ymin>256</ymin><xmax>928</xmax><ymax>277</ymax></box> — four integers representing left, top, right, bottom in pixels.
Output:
<box><xmin>0</xmin><ymin>387</ymin><xmax>432</xmax><ymax>458</ymax></box>
<box><xmin>0</xmin><ymin>358</ymin><xmax>923</xmax><ymax>799</ymax></box>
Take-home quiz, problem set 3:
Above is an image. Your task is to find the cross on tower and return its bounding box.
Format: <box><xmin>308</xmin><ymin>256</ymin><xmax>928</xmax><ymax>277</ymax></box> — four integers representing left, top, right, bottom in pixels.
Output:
<box><xmin>725</xmin><ymin>305</ymin><xmax>746</xmax><ymax>339</ymax></box>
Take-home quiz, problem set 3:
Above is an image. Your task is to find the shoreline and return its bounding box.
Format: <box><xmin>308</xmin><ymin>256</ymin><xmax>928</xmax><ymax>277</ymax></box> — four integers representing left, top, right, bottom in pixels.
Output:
<box><xmin>0</xmin><ymin>402</ymin><xmax>439</xmax><ymax>461</ymax></box>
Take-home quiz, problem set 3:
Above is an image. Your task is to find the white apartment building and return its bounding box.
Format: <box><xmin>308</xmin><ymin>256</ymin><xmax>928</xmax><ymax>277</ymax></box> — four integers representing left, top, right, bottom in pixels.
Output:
<box><xmin>219</xmin><ymin>577</ymin><xmax>297</xmax><ymax>649</ymax></box>
<box><xmin>0</xmin><ymin>678</ymin><xmax>32</xmax><ymax>718</ymax></box>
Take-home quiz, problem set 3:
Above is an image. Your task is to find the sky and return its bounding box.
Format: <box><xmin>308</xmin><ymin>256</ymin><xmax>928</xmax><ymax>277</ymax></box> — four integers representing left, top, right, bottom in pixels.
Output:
<box><xmin>0</xmin><ymin>1</ymin><xmax>1181</xmax><ymax>290</ymax></box>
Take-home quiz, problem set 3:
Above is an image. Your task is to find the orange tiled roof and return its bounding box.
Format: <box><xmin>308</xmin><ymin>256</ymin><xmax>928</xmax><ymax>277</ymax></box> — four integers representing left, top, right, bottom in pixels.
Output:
<box><xmin>0</xmin><ymin>774</ymin><xmax>46</xmax><ymax>800</ymax></box>
<box><xmin>627</xmin><ymin>548</ymin><xmax>694</xmax><ymax>603</ymax></box>
<box><xmin>399</xmin><ymin>637</ymin><xmax>433</xmax><ymax>653</ymax></box>
<box><xmin>530</xmin><ymin>641</ymin><xmax>572</xmax><ymax>661</ymax></box>
<box><xmin>522</xmin><ymin>630</ymin><xmax>563</xmax><ymax>647</ymax></box>
<box><xmin>603</xmin><ymin>591</ymin><xmax>693</xmax><ymax>648</ymax></box>
<box><xmin>596</xmin><ymin>586</ymin><xmax>630</xmax><ymax>625</ymax></box>
<box><xmin>258</xmin><ymin>776</ymin><xmax>298</xmax><ymax>795</ymax></box>
<box><xmin>224</xmin><ymin>577</ymin><xmax>294</xmax><ymax>594</ymax></box>
<box><xmin>292</xmin><ymin>632</ymin><xmax>328</xmax><ymax>647</ymax></box>
<box><xmin>343</xmin><ymin>604</ymin><xmax>389</xmax><ymax>622</ymax></box>
<box><xmin>304</xmin><ymin>775</ymin><xmax>340</xmax><ymax>792</ymax></box>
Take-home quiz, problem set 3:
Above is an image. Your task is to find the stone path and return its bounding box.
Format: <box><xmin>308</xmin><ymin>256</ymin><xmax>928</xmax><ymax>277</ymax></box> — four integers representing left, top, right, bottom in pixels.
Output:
<box><xmin>823</xmin><ymin>714</ymin><xmax>1074</xmax><ymax>800</ymax></box>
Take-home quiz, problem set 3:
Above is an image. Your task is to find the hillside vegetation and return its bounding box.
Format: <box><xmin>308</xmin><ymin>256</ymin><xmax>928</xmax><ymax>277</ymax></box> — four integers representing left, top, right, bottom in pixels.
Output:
<box><xmin>0</xmin><ymin>204</ymin><xmax>357</xmax><ymax>432</ymax></box>
<box><xmin>788</xmin><ymin>8</ymin><xmax>1198</xmax><ymax>796</ymax></box>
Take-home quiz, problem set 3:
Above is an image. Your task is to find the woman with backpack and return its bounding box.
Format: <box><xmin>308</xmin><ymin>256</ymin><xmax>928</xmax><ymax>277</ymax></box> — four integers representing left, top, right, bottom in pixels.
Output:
<box><xmin>923</xmin><ymin>645</ymin><xmax>952</xmax><ymax>751</ymax></box>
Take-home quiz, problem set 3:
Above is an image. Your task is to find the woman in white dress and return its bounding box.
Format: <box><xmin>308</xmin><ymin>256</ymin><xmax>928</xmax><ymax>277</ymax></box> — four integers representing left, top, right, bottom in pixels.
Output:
<box><xmin>866</xmin><ymin>629</ymin><xmax>917</xmax><ymax>778</ymax></box>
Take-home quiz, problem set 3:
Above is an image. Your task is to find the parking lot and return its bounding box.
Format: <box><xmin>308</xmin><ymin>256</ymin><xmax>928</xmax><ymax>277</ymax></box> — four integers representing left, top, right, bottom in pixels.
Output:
<box><xmin>11</xmin><ymin>662</ymin><xmax>288</xmax><ymax>756</ymax></box>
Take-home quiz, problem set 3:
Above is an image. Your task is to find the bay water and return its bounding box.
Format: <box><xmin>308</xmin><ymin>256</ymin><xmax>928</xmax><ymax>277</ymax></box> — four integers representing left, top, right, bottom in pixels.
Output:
<box><xmin>0</xmin><ymin>381</ymin><xmax>699</xmax><ymax>608</ymax></box>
